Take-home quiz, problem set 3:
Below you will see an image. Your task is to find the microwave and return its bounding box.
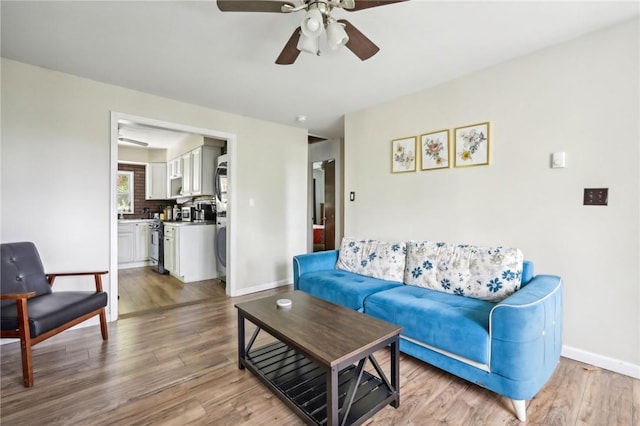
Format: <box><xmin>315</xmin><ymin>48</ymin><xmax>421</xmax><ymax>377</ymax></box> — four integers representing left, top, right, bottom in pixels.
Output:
<box><xmin>181</xmin><ymin>207</ymin><xmax>194</xmax><ymax>222</ymax></box>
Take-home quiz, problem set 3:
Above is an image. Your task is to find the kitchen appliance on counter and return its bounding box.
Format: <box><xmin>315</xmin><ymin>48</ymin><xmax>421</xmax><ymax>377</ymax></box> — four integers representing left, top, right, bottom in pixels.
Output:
<box><xmin>181</xmin><ymin>206</ymin><xmax>195</xmax><ymax>222</ymax></box>
<box><xmin>149</xmin><ymin>219</ymin><xmax>168</xmax><ymax>274</ymax></box>
<box><xmin>195</xmin><ymin>201</ymin><xmax>215</xmax><ymax>221</ymax></box>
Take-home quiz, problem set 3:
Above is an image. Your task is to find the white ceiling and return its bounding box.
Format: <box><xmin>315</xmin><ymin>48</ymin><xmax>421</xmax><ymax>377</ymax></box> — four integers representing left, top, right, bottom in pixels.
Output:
<box><xmin>2</xmin><ymin>1</ymin><xmax>638</xmax><ymax>140</ymax></box>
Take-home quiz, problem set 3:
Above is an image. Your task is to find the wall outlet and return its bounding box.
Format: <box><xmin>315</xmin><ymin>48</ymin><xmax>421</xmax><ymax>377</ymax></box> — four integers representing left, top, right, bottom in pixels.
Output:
<box><xmin>583</xmin><ymin>188</ymin><xmax>608</xmax><ymax>206</ymax></box>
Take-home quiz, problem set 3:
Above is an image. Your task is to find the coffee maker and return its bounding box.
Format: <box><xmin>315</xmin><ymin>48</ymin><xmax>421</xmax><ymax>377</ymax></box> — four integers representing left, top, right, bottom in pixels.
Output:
<box><xmin>196</xmin><ymin>201</ymin><xmax>215</xmax><ymax>221</ymax></box>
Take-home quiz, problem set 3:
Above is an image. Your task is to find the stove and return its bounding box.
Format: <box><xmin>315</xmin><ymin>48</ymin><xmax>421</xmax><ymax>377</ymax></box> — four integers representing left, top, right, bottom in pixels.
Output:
<box><xmin>149</xmin><ymin>219</ymin><xmax>168</xmax><ymax>274</ymax></box>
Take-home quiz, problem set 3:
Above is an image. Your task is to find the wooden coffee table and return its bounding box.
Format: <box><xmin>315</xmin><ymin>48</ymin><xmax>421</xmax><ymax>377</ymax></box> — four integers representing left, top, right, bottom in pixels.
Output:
<box><xmin>236</xmin><ymin>290</ymin><xmax>402</xmax><ymax>426</ymax></box>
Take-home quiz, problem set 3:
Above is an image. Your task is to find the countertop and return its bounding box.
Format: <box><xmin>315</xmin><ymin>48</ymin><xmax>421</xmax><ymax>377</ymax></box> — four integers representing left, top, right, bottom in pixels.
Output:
<box><xmin>117</xmin><ymin>219</ymin><xmax>216</xmax><ymax>226</ymax></box>
<box><xmin>162</xmin><ymin>220</ymin><xmax>216</xmax><ymax>227</ymax></box>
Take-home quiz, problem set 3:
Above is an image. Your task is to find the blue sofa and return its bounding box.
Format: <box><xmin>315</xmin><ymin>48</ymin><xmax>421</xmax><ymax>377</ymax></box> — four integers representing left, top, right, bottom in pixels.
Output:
<box><xmin>293</xmin><ymin>245</ymin><xmax>563</xmax><ymax>421</ymax></box>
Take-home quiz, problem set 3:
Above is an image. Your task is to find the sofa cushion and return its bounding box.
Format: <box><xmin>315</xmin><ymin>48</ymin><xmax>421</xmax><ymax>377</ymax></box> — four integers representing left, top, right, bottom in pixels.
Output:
<box><xmin>297</xmin><ymin>269</ymin><xmax>403</xmax><ymax>311</ymax></box>
<box><xmin>404</xmin><ymin>241</ymin><xmax>523</xmax><ymax>302</ymax></box>
<box><xmin>364</xmin><ymin>285</ymin><xmax>494</xmax><ymax>364</ymax></box>
<box><xmin>336</xmin><ymin>237</ymin><xmax>406</xmax><ymax>283</ymax></box>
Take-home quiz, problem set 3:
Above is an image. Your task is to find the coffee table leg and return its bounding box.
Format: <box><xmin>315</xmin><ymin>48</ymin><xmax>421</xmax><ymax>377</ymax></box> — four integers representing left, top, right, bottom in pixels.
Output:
<box><xmin>391</xmin><ymin>339</ymin><xmax>400</xmax><ymax>408</ymax></box>
<box><xmin>237</xmin><ymin>311</ymin><xmax>245</xmax><ymax>370</ymax></box>
<box><xmin>327</xmin><ymin>366</ymin><xmax>339</xmax><ymax>425</ymax></box>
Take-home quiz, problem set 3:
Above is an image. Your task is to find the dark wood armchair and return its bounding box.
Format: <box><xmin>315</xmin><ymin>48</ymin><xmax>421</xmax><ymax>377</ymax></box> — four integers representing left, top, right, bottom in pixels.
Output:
<box><xmin>1</xmin><ymin>242</ymin><xmax>109</xmax><ymax>387</ymax></box>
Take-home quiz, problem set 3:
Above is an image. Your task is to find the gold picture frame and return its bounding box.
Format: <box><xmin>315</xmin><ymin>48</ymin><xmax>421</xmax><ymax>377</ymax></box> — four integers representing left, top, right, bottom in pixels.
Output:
<box><xmin>391</xmin><ymin>136</ymin><xmax>417</xmax><ymax>173</ymax></box>
<box><xmin>420</xmin><ymin>129</ymin><xmax>450</xmax><ymax>170</ymax></box>
<box><xmin>454</xmin><ymin>122</ymin><xmax>490</xmax><ymax>167</ymax></box>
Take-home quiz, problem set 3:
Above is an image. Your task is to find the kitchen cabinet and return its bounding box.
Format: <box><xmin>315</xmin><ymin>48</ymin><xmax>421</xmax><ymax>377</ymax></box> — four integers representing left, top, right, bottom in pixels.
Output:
<box><xmin>163</xmin><ymin>224</ymin><xmax>176</xmax><ymax>273</ymax></box>
<box><xmin>145</xmin><ymin>162</ymin><xmax>167</xmax><ymax>199</ymax></box>
<box><xmin>164</xmin><ymin>223</ymin><xmax>217</xmax><ymax>283</ymax></box>
<box><xmin>182</xmin><ymin>152</ymin><xmax>192</xmax><ymax>195</ymax></box>
<box><xmin>118</xmin><ymin>224</ymin><xmax>134</xmax><ymax>264</ymax></box>
<box><xmin>168</xmin><ymin>157</ymin><xmax>182</xmax><ymax>179</ymax></box>
<box><xmin>191</xmin><ymin>147</ymin><xmax>202</xmax><ymax>194</ymax></box>
<box><xmin>167</xmin><ymin>146</ymin><xmax>219</xmax><ymax>198</ymax></box>
<box><xmin>179</xmin><ymin>146</ymin><xmax>218</xmax><ymax>197</ymax></box>
<box><xmin>135</xmin><ymin>222</ymin><xmax>149</xmax><ymax>261</ymax></box>
<box><xmin>118</xmin><ymin>220</ymin><xmax>152</xmax><ymax>269</ymax></box>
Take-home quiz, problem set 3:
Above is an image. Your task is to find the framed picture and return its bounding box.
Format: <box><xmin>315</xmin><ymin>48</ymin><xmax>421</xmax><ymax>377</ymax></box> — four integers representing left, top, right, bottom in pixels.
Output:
<box><xmin>420</xmin><ymin>129</ymin><xmax>450</xmax><ymax>170</ymax></box>
<box><xmin>454</xmin><ymin>122</ymin><xmax>490</xmax><ymax>167</ymax></box>
<box><xmin>391</xmin><ymin>136</ymin><xmax>417</xmax><ymax>173</ymax></box>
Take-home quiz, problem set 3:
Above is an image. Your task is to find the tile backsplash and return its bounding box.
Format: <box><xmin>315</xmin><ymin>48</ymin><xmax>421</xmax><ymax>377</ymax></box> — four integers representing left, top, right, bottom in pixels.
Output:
<box><xmin>118</xmin><ymin>163</ymin><xmax>175</xmax><ymax>219</ymax></box>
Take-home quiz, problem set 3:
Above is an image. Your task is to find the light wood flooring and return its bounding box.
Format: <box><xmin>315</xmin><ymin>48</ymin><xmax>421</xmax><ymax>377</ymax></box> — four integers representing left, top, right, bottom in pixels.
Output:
<box><xmin>118</xmin><ymin>266</ymin><xmax>224</xmax><ymax>318</ymax></box>
<box><xmin>1</xmin><ymin>285</ymin><xmax>638</xmax><ymax>425</ymax></box>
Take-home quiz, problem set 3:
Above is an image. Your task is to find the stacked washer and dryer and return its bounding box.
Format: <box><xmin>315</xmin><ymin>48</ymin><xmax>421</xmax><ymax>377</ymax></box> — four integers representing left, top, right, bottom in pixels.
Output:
<box><xmin>215</xmin><ymin>154</ymin><xmax>228</xmax><ymax>282</ymax></box>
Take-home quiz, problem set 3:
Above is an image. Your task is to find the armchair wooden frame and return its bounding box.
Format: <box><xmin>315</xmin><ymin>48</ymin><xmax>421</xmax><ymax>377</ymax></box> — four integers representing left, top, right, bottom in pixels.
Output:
<box><xmin>0</xmin><ymin>271</ymin><xmax>108</xmax><ymax>387</ymax></box>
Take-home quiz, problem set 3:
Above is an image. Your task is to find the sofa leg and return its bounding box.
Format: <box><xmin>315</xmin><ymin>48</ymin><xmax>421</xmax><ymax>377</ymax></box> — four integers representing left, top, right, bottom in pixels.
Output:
<box><xmin>512</xmin><ymin>399</ymin><xmax>526</xmax><ymax>422</ymax></box>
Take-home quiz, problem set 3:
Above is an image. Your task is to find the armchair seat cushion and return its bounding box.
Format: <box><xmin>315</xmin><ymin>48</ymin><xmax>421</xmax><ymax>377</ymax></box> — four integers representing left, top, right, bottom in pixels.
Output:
<box><xmin>1</xmin><ymin>291</ymin><xmax>108</xmax><ymax>337</ymax></box>
<box><xmin>364</xmin><ymin>285</ymin><xmax>494</xmax><ymax>364</ymax></box>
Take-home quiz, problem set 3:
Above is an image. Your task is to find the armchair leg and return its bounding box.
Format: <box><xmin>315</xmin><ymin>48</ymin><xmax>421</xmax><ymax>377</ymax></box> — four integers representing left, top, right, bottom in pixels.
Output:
<box><xmin>511</xmin><ymin>399</ymin><xmax>526</xmax><ymax>422</ymax></box>
<box><xmin>99</xmin><ymin>308</ymin><xmax>108</xmax><ymax>340</ymax></box>
<box><xmin>16</xmin><ymin>298</ymin><xmax>34</xmax><ymax>387</ymax></box>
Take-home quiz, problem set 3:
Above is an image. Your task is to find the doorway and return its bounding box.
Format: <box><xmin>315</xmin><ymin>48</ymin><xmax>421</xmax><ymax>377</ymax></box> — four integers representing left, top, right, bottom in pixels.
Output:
<box><xmin>312</xmin><ymin>159</ymin><xmax>335</xmax><ymax>252</ymax></box>
<box><xmin>110</xmin><ymin>112</ymin><xmax>236</xmax><ymax>322</ymax></box>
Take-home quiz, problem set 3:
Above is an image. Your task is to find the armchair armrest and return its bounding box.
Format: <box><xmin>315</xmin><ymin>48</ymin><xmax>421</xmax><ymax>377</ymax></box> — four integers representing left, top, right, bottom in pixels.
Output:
<box><xmin>293</xmin><ymin>250</ymin><xmax>339</xmax><ymax>290</ymax></box>
<box><xmin>46</xmin><ymin>271</ymin><xmax>108</xmax><ymax>291</ymax></box>
<box><xmin>0</xmin><ymin>292</ymin><xmax>37</xmax><ymax>300</ymax></box>
<box><xmin>488</xmin><ymin>274</ymin><xmax>563</xmax><ymax>394</ymax></box>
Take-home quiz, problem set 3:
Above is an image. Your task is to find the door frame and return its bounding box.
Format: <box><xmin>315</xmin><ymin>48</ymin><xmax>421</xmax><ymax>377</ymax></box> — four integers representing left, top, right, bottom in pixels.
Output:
<box><xmin>109</xmin><ymin>112</ymin><xmax>237</xmax><ymax>321</ymax></box>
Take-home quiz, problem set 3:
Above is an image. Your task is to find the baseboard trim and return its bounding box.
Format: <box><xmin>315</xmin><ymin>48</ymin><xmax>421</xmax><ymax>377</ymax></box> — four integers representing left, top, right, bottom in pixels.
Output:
<box><xmin>562</xmin><ymin>345</ymin><xmax>640</xmax><ymax>379</ymax></box>
<box><xmin>231</xmin><ymin>279</ymin><xmax>291</xmax><ymax>297</ymax></box>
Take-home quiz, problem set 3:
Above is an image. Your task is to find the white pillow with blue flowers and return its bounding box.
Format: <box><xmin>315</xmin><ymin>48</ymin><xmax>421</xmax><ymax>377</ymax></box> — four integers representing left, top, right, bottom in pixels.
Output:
<box><xmin>404</xmin><ymin>241</ymin><xmax>523</xmax><ymax>302</ymax></box>
<box><xmin>336</xmin><ymin>237</ymin><xmax>407</xmax><ymax>283</ymax></box>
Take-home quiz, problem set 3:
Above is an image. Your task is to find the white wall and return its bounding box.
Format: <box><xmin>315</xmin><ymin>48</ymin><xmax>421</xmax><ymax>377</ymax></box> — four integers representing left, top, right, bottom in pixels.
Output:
<box><xmin>118</xmin><ymin>146</ymin><xmax>168</xmax><ymax>163</ymax></box>
<box><xmin>344</xmin><ymin>19</ymin><xmax>639</xmax><ymax>372</ymax></box>
<box><xmin>1</xmin><ymin>58</ymin><xmax>308</xmax><ymax>314</ymax></box>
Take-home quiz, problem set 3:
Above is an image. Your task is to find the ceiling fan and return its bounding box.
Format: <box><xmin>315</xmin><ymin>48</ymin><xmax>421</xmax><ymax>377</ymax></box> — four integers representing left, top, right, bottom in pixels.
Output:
<box><xmin>217</xmin><ymin>0</ymin><xmax>407</xmax><ymax>64</ymax></box>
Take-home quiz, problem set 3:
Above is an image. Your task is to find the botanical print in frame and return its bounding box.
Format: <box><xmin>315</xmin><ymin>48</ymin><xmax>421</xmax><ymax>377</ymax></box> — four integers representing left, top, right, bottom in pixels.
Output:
<box><xmin>420</xmin><ymin>129</ymin><xmax>450</xmax><ymax>170</ymax></box>
<box><xmin>454</xmin><ymin>122</ymin><xmax>490</xmax><ymax>167</ymax></box>
<box><xmin>391</xmin><ymin>136</ymin><xmax>417</xmax><ymax>173</ymax></box>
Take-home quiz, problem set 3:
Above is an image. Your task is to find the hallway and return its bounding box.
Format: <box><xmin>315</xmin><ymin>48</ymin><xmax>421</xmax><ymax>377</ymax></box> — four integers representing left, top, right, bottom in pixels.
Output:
<box><xmin>118</xmin><ymin>267</ymin><xmax>225</xmax><ymax>318</ymax></box>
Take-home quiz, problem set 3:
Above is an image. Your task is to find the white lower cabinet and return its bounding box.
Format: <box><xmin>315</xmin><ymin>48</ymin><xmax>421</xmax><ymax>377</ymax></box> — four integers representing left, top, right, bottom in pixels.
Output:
<box><xmin>135</xmin><ymin>222</ymin><xmax>149</xmax><ymax>261</ymax></box>
<box><xmin>118</xmin><ymin>226</ymin><xmax>135</xmax><ymax>264</ymax></box>
<box><xmin>163</xmin><ymin>224</ymin><xmax>177</xmax><ymax>274</ymax></box>
<box><xmin>164</xmin><ymin>224</ymin><xmax>217</xmax><ymax>283</ymax></box>
<box><xmin>118</xmin><ymin>220</ymin><xmax>152</xmax><ymax>269</ymax></box>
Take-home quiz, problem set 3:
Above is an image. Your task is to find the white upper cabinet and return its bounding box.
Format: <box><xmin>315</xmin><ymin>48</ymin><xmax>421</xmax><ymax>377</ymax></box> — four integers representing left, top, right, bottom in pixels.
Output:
<box><xmin>172</xmin><ymin>146</ymin><xmax>219</xmax><ymax>197</ymax></box>
<box><xmin>145</xmin><ymin>162</ymin><xmax>167</xmax><ymax>199</ymax></box>
<box><xmin>182</xmin><ymin>152</ymin><xmax>192</xmax><ymax>195</ymax></box>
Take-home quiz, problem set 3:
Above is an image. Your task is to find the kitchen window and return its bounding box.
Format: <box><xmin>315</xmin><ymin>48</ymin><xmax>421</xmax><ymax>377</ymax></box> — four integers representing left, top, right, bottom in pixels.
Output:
<box><xmin>117</xmin><ymin>171</ymin><xmax>134</xmax><ymax>215</ymax></box>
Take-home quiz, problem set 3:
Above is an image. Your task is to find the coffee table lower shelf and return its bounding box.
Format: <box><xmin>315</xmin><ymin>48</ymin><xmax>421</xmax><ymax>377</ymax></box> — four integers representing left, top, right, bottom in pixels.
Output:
<box><xmin>244</xmin><ymin>341</ymin><xmax>395</xmax><ymax>426</ymax></box>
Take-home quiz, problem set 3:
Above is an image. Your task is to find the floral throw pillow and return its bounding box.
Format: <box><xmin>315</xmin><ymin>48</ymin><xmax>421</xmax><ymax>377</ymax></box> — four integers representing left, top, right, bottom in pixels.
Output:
<box><xmin>336</xmin><ymin>237</ymin><xmax>407</xmax><ymax>283</ymax></box>
<box><xmin>403</xmin><ymin>241</ymin><xmax>523</xmax><ymax>302</ymax></box>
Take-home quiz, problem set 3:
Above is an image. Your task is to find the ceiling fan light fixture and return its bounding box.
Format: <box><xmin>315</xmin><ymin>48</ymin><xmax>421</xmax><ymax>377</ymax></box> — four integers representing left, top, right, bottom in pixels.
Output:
<box><xmin>326</xmin><ymin>19</ymin><xmax>349</xmax><ymax>50</ymax></box>
<box><xmin>296</xmin><ymin>32</ymin><xmax>319</xmax><ymax>55</ymax></box>
<box><xmin>301</xmin><ymin>7</ymin><xmax>324</xmax><ymax>37</ymax></box>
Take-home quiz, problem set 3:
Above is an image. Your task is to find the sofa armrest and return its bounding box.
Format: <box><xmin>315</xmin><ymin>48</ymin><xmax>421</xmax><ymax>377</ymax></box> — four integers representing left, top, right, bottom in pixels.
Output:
<box><xmin>488</xmin><ymin>274</ymin><xmax>563</xmax><ymax>390</ymax></box>
<box><xmin>293</xmin><ymin>250</ymin><xmax>339</xmax><ymax>290</ymax></box>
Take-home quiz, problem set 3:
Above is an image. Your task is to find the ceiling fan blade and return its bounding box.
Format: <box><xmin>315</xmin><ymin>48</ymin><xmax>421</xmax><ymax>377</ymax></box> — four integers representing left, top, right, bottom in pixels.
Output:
<box><xmin>275</xmin><ymin>27</ymin><xmax>301</xmax><ymax>65</ymax></box>
<box><xmin>217</xmin><ymin>0</ymin><xmax>295</xmax><ymax>13</ymax></box>
<box><xmin>346</xmin><ymin>0</ymin><xmax>408</xmax><ymax>12</ymax></box>
<box><xmin>338</xmin><ymin>20</ymin><xmax>380</xmax><ymax>61</ymax></box>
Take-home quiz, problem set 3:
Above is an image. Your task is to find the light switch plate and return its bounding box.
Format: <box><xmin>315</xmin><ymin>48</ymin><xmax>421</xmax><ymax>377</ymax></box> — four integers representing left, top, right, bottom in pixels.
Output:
<box><xmin>584</xmin><ymin>188</ymin><xmax>608</xmax><ymax>205</ymax></box>
<box><xmin>551</xmin><ymin>152</ymin><xmax>566</xmax><ymax>168</ymax></box>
